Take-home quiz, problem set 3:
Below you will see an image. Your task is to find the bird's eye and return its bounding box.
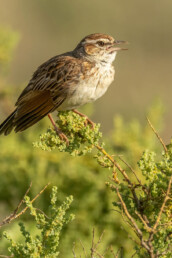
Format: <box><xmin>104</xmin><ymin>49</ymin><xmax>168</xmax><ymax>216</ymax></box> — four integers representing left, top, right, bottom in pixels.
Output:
<box><xmin>97</xmin><ymin>41</ymin><xmax>105</xmax><ymax>47</ymax></box>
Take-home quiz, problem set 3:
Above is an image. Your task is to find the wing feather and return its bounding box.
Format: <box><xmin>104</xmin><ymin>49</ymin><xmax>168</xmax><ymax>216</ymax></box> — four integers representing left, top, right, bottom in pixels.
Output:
<box><xmin>0</xmin><ymin>54</ymin><xmax>94</xmax><ymax>134</ymax></box>
<box><xmin>16</xmin><ymin>55</ymin><xmax>82</xmax><ymax>107</ymax></box>
<box><xmin>10</xmin><ymin>55</ymin><xmax>83</xmax><ymax>132</ymax></box>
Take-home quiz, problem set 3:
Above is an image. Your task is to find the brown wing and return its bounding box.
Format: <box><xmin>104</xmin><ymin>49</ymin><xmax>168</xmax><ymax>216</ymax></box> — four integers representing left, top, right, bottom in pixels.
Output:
<box><xmin>16</xmin><ymin>55</ymin><xmax>83</xmax><ymax>106</ymax></box>
<box><xmin>13</xmin><ymin>55</ymin><xmax>83</xmax><ymax>132</ymax></box>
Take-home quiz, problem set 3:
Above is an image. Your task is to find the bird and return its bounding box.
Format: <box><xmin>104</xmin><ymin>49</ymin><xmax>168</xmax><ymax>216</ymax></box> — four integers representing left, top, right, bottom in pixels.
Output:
<box><xmin>0</xmin><ymin>33</ymin><xmax>127</xmax><ymax>142</ymax></box>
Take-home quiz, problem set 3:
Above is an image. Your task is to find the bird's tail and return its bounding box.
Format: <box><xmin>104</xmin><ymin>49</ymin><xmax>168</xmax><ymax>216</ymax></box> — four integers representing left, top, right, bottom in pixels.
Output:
<box><xmin>0</xmin><ymin>109</ymin><xmax>17</xmax><ymax>136</ymax></box>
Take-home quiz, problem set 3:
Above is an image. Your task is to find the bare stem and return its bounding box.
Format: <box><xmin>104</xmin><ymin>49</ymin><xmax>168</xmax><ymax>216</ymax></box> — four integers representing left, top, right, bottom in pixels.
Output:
<box><xmin>111</xmin><ymin>185</ymin><xmax>151</xmax><ymax>252</ymax></box>
<box><xmin>95</xmin><ymin>145</ymin><xmax>143</xmax><ymax>213</ymax></box>
<box><xmin>0</xmin><ymin>183</ymin><xmax>50</xmax><ymax>228</ymax></box>
<box><xmin>152</xmin><ymin>176</ymin><xmax>172</xmax><ymax>233</ymax></box>
<box><xmin>146</xmin><ymin>117</ymin><xmax>168</xmax><ymax>153</ymax></box>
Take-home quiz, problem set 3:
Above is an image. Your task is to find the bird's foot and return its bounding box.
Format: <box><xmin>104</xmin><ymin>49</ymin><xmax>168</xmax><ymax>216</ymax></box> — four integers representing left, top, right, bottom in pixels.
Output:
<box><xmin>54</xmin><ymin>127</ymin><xmax>69</xmax><ymax>145</ymax></box>
<box><xmin>72</xmin><ymin>109</ymin><xmax>95</xmax><ymax>129</ymax></box>
<box><xmin>48</xmin><ymin>114</ymin><xmax>69</xmax><ymax>145</ymax></box>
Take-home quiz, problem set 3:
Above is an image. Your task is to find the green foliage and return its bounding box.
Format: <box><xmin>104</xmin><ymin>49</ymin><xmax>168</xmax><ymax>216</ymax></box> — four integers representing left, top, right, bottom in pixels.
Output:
<box><xmin>34</xmin><ymin>111</ymin><xmax>172</xmax><ymax>257</ymax></box>
<box><xmin>34</xmin><ymin>111</ymin><xmax>102</xmax><ymax>155</ymax></box>
<box><xmin>138</xmin><ymin>147</ymin><xmax>172</xmax><ymax>256</ymax></box>
<box><xmin>0</xmin><ymin>123</ymin><xmax>124</xmax><ymax>257</ymax></box>
<box><xmin>111</xmin><ymin>147</ymin><xmax>172</xmax><ymax>257</ymax></box>
<box><xmin>0</xmin><ymin>24</ymin><xmax>171</xmax><ymax>258</ymax></box>
<box><xmin>1</xmin><ymin>103</ymin><xmax>170</xmax><ymax>257</ymax></box>
<box><xmin>3</xmin><ymin>186</ymin><xmax>74</xmax><ymax>258</ymax></box>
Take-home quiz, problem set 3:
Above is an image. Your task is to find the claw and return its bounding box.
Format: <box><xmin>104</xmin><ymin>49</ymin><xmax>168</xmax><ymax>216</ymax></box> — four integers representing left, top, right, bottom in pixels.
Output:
<box><xmin>48</xmin><ymin>114</ymin><xmax>69</xmax><ymax>145</ymax></box>
<box><xmin>54</xmin><ymin>127</ymin><xmax>69</xmax><ymax>146</ymax></box>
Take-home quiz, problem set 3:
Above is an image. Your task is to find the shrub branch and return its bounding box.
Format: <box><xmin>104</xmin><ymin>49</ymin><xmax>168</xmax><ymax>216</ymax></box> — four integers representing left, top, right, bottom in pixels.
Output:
<box><xmin>33</xmin><ymin>110</ymin><xmax>172</xmax><ymax>257</ymax></box>
<box><xmin>0</xmin><ymin>183</ymin><xmax>50</xmax><ymax>228</ymax></box>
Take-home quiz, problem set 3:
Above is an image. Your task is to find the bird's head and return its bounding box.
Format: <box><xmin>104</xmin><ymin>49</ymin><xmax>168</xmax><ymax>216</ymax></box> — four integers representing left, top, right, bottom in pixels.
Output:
<box><xmin>74</xmin><ymin>33</ymin><xmax>127</xmax><ymax>63</ymax></box>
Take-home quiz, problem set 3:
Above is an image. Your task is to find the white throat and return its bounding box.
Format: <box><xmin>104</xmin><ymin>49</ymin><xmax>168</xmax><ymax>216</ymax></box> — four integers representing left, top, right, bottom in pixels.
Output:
<box><xmin>103</xmin><ymin>51</ymin><xmax>117</xmax><ymax>64</ymax></box>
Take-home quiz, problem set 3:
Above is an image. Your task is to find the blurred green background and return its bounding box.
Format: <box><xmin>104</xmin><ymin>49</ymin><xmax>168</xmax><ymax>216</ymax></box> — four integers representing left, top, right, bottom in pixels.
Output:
<box><xmin>0</xmin><ymin>1</ymin><xmax>171</xmax><ymax>257</ymax></box>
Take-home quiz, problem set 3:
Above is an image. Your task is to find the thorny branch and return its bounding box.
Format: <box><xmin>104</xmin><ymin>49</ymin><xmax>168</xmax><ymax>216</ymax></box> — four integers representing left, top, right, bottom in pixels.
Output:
<box><xmin>91</xmin><ymin>228</ymin><xmax>105</xmax><ymax>258</ymax></box>
<box><xmin>146</xmin><ymin>117</ymin><xmax>168</xmax><ymax>153</ymax></box>
<box><xmin>95</xmin><ymin>144</ymin><xmax>143</xmax><ymax>214</ymax></box>
<box><xmin>135</xmin><ymin>211</ymin><xmax>152</xmax><ymax>233</ymax></box>
<box><xmin>148</xmin><ymin>175</ymin><xmax>172</xmax><ymax>249</ymax></box>
<box><xmin>111</xmin><ymin>185</ymin><xmax>150</xmax><ymax>251</ymax></box>
<box><xmin>110</xmin><ymin>173</ymin><xmax>172</xmax><ymax>257</ymax></box>
<box><xmin>152</xmin><ymin>175</ymin><xmax>172</xmax><ymax>233</ymax></box>
<box><xmin>117</xmin><ymin>156</ymin><xmax>142</xmax><ymax>186</ymax></box>
<box><xmin>6</xmin><ymin>112</ymin><xmax>169</xmax><ymax>257</ymax></box>
<box><xmin>86</xmin><ymin>115</ymin><xmax>171</xmax><ymax>257</ymax></box>
<box><xmin>0</xmin><ymin>183</ymin><xmax>50</xmax><ymax>228</ymax></box>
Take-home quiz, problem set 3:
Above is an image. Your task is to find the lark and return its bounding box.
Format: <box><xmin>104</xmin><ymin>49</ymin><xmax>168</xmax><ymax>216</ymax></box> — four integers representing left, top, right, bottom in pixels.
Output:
<box><xmin>0</xmin><ymin>33</ymin><xmax>127</xmax><ymax>142</ymax></box>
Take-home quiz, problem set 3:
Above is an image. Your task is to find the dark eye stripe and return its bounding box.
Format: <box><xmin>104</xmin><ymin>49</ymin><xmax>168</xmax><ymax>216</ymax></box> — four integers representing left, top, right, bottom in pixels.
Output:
<box><xmin>97</xmin><ymin>41</ymin><xmax>104</xmax><ymax>46</ymax></box>
<box><xmin>97</xmin><ymin>40</ymin><xmax>111</xmax><ymax>47</ymax></box>
<box><xmin>97</xmin><ymin>41</ymin><xmax>111</xmax><ymax>46</ymax></box>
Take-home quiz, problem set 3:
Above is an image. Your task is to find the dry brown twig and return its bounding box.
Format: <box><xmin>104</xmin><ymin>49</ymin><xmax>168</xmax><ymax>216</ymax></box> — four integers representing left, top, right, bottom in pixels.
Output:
<box><xmin>117</xmin><ymin>156</ymin><xmax>142</xmax><ymax>186</ymax></box>
<box><xmin>135</xmin><ymin>211</ymin><xmax>152</xmax><ymax>233</ymax></box>
<box><xmin>113</xmin><ymin>186</ymin><xmax>148</xmax><ymax>245</ymax></box>
<box><xmin>146</xmin><ymin>117</ymin><xmax>168</xmax><ymax>153</ymax></box>
<box><xmin>147</xmin><ymin>175</ymin><xmax>172</xmax><ymax>249</ymax></box>
<box><xmin>113</xmin><ymin>247</ymin><xmax>122</xmax><ymax>258</ymax></box>
<box><xmin>72</xmin><ymin>242</ymin><xmax>77</xmax><ymax>258</ymax></box>
<box><xmin>0</xmin><ymin>182</ymin><xmax>32</xmax><ymax>228</ymax></box>
<box><xmin>95</xmin><ymin>145</ymin><xmax>132</xmax><ymax>186</ymax></box>
<box><xmin>95</xmin><ymin>145</ymin><xmax>142</xmax><ymax>214</ymax></box>
<box><xmin>111</xmin><ymin>175</ymin><xmax>172</xmax><ymax>258</ymax></box>
<box><xmin>94</xmin><ymin>230</ymin><xmax>105</xmax><ymax>250</ymax></box>
<box><xmin>79</xmin><ymin>240</ymin><xmax>87</xmax><ymax>257</ymax></box>
<box><xmin>81</xmin><ymin>116</ymin><xmax>172</xmax><ymax>257</ymax></box>
<box><xmin>94</xmin><ymin>115</ymin><xmax>172</xmax><ymax>257</ymax></box>
<box><xmin>91</xmin><ymin>228</ymin><xmax>105</xmax><ymax>258</ymax></box>
<box><xmin>152</xmin><ymin>175</ymin><xmax>172</xmax><ymax>232</ymax></box>
<box><xmin>0</xmin><ymin>182</ymin><xmax>50</xmax><ymax>228</ymax></box>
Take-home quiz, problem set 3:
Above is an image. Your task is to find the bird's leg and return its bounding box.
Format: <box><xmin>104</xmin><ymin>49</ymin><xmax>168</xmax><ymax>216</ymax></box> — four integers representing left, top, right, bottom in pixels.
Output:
<box><xmin>48</xmin><ymin>114</ymin><xmax>69</xmax><ymax>145</ymax></box>
<box><xmin>72</xmin><ymin>109</ymin><xmax>95</xmax><ymax>128</ymax></box>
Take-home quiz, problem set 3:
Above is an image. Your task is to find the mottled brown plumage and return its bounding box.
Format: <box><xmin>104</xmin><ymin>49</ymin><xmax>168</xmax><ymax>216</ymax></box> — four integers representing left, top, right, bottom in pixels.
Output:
<box><xmin>0</xmin><ymin>33</ymin><xmax>127</xmax><ymax>136</ymax></box>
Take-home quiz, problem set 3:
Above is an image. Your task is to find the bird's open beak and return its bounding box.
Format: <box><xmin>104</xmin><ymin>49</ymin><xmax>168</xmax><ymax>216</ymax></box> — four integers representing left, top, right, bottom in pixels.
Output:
<box><xmin>113</xmin><ymin>40</ymin><xmax>128</xmax><ymax>51</ymax></box>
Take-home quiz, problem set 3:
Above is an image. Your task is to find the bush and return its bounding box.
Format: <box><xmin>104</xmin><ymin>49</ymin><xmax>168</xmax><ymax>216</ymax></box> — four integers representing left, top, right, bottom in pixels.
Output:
<box><xmin>0</xmin><ymin>26</ymin><xmax>171</xmax><ymax>258</ymax></box>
